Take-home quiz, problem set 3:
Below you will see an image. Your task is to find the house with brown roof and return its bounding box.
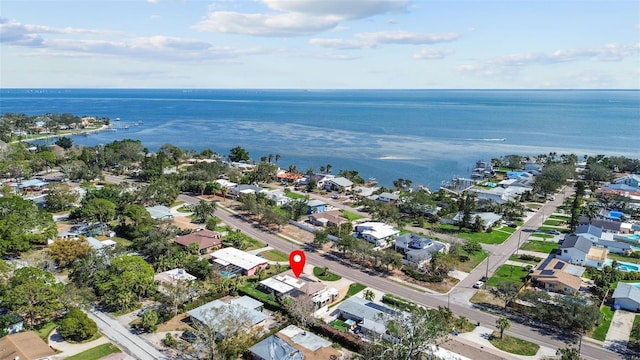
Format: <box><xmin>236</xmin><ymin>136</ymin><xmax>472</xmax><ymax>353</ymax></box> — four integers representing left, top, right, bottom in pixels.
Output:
<box><xmin>530</xmin><ymin>257</ymin><xmax>585</xmax><ymax>294</ymax></box>
<box><xmin>175</xmin><ymin>229</ymin><xmax>222</xmax><ymax>254</ymax></box>
<box><xmin>0</xmin><ymin>331</ymin><xmax>56</xmax><ymax>360</ymax></box>
<box><xmin>308</xmin><ymin>210</ymin><xmax>348</xmax><ymax>228</ymax></box>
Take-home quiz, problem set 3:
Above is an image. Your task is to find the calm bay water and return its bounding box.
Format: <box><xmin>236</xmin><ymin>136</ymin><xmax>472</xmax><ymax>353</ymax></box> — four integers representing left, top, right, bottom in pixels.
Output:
<box><xmin>1</xmin><ymin>89</ymin><xmax>638</xmax><ymax>188</ymax></box>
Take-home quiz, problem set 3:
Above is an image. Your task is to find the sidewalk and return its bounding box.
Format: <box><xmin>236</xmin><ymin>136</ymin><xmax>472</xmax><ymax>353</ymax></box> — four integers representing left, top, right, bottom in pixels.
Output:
<box><xmin>455</xmin><ymin>326</ymin><xmax>557</xmax><ymax>360</ymax></box>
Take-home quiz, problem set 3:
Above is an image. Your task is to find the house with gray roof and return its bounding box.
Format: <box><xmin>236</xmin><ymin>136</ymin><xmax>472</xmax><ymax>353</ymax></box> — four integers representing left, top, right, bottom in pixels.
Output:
<box><xmin>395</xmin><ymin>234</ymin><xmax>447</xmax><ymax>268</ymax></box>
<box><xmin>557</xmin><ymin>235</ymin><xmax>608</xmax><ymax>268</ymax></box>
<box><xmin>187</xmin><ymin>296</ymin><xmax>266</xmax><ymax>338</ymax></box>
<box><xmin>612</xmin><ymin>282</ymin><xmax>640</xmax><ymax>312</ymax></box>
<box><xmin>145</xmin><ymin>205</ymin><xmax>173</xmax><ymax>220</ymax></box>
<box><xmin>613</xmin><ymin>174</ymin><xmax>640</xmax><ymax>189</ymax></box>
<box><xmin>323</xmin><ymin>177</ymin><xmax>353</xmax><ymax>192</ymax></box>
<box><xmin>337</xmin><ymin>297</ymin><xmax>402</xmax><ymax>341</ymax></box>
<box><xmin>248</xmin><ymin>334</ymin><xmax>303</xmax><ymax>360</ymax></box>
<box><xmin>595</xmin><ymin>240</ymin><xmax>632</xmax><ymax>255</ymax></box>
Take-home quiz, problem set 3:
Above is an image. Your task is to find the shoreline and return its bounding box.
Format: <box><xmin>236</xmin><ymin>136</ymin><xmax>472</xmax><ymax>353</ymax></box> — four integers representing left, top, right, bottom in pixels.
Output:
<box><xmin>10</xmin><ymin>124</ymin><xmax>110</xmax><ymax>144</ymax></box>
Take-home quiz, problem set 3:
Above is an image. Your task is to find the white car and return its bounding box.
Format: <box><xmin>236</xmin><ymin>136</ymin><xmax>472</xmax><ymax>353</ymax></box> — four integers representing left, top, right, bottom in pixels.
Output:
<box><xmin>331</xmin><ymin>193</ymin><xmax>340</xmax><ymax>199</ymax></box>
<box><xmin>473</xmin><ymin>281</ymin><xmax>484</xmax><ymax>289</ymax></box>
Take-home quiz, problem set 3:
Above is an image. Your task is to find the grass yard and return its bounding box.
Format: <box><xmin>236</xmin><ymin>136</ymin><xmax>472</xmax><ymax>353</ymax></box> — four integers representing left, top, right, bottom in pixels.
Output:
<box><xmin>631</xmin><ymin>315</ymin><xmax>640</xmax><ymax>342</ymax></box>
<box><xmin>285</xmin><ymin>191</ymin><xmax>308</xmax><ymax>200</ymax></box>
<box><xmin>500</xmin><ymin>226</ymin><xmax>517</xmax><ymax>234</ymax></box>
<box><xmin>509</xmin><ymin>254</ymin><xmax>542</xmax><ymax>265</ymax></box>
<box><xmin>538</xmin><ymin>226</ymin><xmax>569</xmax><ymax>233</ymax></box>
<box><xmin>591</xmin><ymin>306</ymin><xmax>614</xmax><ymax>341</ymax></box>
<box><xmin>528</xmin><ymin>233</ymin><xmax>555</xmax><ymax>239</ymax></box>
<box><xmin>455</xmin><ymin>251</ymin><xmax>488</xmax><ymax>273</ymax></box>
<box><xmin>550</xmin><ymin>214</ymin><xmax>571</xmax><ymax>220</ymax></box>
<box><xmin>456</xmin><ymin>229</ymin><xmax>512</xmax><ymax>245</ymax></box>
<box><xmin>313</xmin><ymin>266</ymin><xmax>342</xmax><ymax>281</ymax></box>
<box><xmin>331</xmin><ymin>319</ymin><xmax>348</xmax><ymax>332</ymax></box>
<box><xmin>65</xmin><ymin>344</ymin><xmax>122</xmax><ymax>360</ymax></box>
<box><xmin>244</xmin><ymin>237</ymin><xmax>267</xmax><ymax>251</ymax></box>
<box><xmin>35</xmin><ymin>321</ymin><xmax>56</xmax><ymax>341</ymax></box>
<box><xmin>259</xmin><ymin>249</ymin><xmax>289</xmax><ymax>261</ymax></box>
<box><xmin>489</xmin><ymin>332</ymin><xmax>539</xmax><ymax>356</ymax></box>
<box><xmin>543</xmin><ymin>219</ymin><xmax>564</xmax><ymax>226</ymax></box>
<box><xmin>341</xmin><ymin>210</ymin><xmax>363</xmax><ymax>221</ymax></box>
<box><xmin>346</xmin><ymin>283</ymin><xmax>366</xmax><ymax>298</ymax></box>
<box><xmin>486</xmin><ymin>265</ymin><xmax>528</xmax><ymax>287</ymax></box>
<box><xmin>520</xmin><ymin>240</ymin><xmax>559</xmax><ymax>254</ymax></box>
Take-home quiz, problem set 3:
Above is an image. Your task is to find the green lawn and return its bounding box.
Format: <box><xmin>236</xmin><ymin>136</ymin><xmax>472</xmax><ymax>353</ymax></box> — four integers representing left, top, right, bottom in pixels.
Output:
<box><xmin>341</xmin><ymin>210</ymin><xmax>363</xmax><ymax>221</ymax></box>
<box><xmin>453</xmin><ymin>228</ymin><xmax>512</xmax><ymax>245</ymax></box>
<box><xmin>543</xmin><ymin>219</ymin><xmax>564</xmax><ymax>226</ymax></box>
<box><xmin>35</xmin><ymin>321</ymin><xmax>57</xmax><ymax>341</ymax></box>
<box><xmin>486</xmin><ymin>265</ymin><xmax>528</xmax><ymax>287</ymax></box>
<box><xmin>456</xmin><ymin>250</ymin><xmax>488</xmax><ymax>273</ymax></box>
<box><xmin>489</xmin><ymin>332</ymin><xmax>539</xmax><ymax>356</ymax></box>
<box><xmin>331</xmin><ymin>319</ymin><xmax>348</xmax><ymax>331</ymax></box>
<box><xmin>313</xmin><ymin>266</ymin><xmax>342</xmax><ymax>281</ymax></box>
<box><xmin>591</xmin><ymin>306</ymin><xmax>614</xmax><ymax>341</ymax></box>
<box><xmin>550</xmin><ymin>214</ymin><xmax>571</xmax><ymax>220</ymax></box>
<box><xmin>345</xmin><ymin>283</ymin><xmax>366</xmax><ymax>298</ymax></box>
<box><xmin>528</xmin><ymin>233</ymin><xmax>555</xmax><ymax>239</ymax></box>
<box><xmin>537</xmin><ymin>226</ymin><xmax>569</xmax><ymax>233</ymax></box>
<box><xmin>508</xmin><ymin>254</ymin><xmax>542</xmax><ymax>265</ymax></box>
<box><xmin>500</xmin><ymin>226</ymin><xmax>517</xmax><ymax>234</ymax></box>
<box><xmin>630</xmin><ymin>315</ymin><xmax>640</xmax><ymax>342</ymax></box>
<box><xmin>520</xmin><ymin>240</ymin><xmax>559</xmax><ymax>254</ymax></box>
<box><xmin>65</xmin><ymin>344</ymin><xmax>122</xmax><ymax>360</ymax></box>
<box><xmin>285</xmin><ymin>191</ymin><xmax>308</xmax><ymax>200</ymax></box>
<box><xmin>244</xmin><ymin>237</ymin><xmax>267</xmax><ymax>251</ymax></box>
<box><xmin>259</xmin><ymin>249</ymin><xmax>289</xmax><ymax>261</ymax></box>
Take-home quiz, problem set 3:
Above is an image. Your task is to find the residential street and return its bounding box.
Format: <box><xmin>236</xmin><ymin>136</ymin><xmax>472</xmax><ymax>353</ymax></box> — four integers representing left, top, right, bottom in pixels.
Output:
<box><xmin>87</xmin><ymin>308</ymin><xmax>170</xmax><ymax>360</ymax></box>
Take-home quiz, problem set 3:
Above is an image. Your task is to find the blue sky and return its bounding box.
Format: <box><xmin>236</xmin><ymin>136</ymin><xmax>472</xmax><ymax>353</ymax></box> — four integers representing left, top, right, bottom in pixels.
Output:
<box><xmin>1</xmin><ymin>0</ymin><xmax>638</xmax><ymax>88</ymax></box>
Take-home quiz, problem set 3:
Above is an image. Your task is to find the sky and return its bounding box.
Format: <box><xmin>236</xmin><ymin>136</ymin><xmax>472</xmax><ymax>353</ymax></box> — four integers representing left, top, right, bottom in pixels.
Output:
<box><xmin>1</xmin><ymin>0</ymin><xmax>639</xmax><ymax>89</ymax></box>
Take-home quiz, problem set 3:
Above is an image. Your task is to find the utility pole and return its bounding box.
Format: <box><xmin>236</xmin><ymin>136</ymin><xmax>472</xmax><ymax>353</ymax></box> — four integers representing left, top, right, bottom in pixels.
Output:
<box><xmin>516</xmin><ymin>231</ymin><xmax>522</xmax><ymax>256</ymax></box>
<box><xmin>485</xmin><ymin>255</ymin><xmax>489</xmax><ymax>280</ymax></box>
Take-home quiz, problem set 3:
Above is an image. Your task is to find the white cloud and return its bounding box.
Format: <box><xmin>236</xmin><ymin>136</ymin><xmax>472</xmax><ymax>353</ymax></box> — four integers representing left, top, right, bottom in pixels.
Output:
<box><xmin>413</xmin><ymin>48</ymin><xmax>454</xmax><ymax>60</ymax></box>
<box><xmin>310</xmin><ymin>30</ymin><xmax>460</xmax><ymax>51</ymax></box>
<box><xmin>261</xmin><ymin>0</ymin><xmax>408</xmax><ymax>19</ymax></box>
<box><xmin>194</xmin><ymin>0</ymin><xmax>409</xmax><ymax>37</ymax></box>
<box><xmin>309</xmin><ymin>38</ymin><xmax>372</xmax><ymax>50</ymax></box>
<box><xmin>355</xmin><ymin>30</ymin><xmax>459</xmax><ymax>44</ymax></box>
<box><xmin>492</xmin><ymin>43</ymin><xmax>639</xmax><ymax>66</ymax></box>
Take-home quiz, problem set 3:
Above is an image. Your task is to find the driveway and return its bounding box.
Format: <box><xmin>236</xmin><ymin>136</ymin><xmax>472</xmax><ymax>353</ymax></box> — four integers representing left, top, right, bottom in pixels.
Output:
<box><xmin>604</xmin><ymin>310</ymin><xmax>636</xmax><ymax>354</ymax></box>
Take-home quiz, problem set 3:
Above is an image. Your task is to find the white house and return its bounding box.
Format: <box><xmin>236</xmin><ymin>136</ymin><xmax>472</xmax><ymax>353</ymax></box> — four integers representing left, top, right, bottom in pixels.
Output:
<box><xmin>323</xmin><ymin>177</ymin><xmax>353</xmax><ymax>192</ymax></box>
<box><xmin>355</xmin><ymin>222</ymin><xmax>399</xmax><ymax>247</ymax></box>
<box><xmin>557</xmin><ymin>235</ymin><xmax>608</xmax><ymax>268</ymax></box>
<box><xmin>612</xmin><ymin>282</ymin><xmax>640</xmax><ymax>312</ymax></box>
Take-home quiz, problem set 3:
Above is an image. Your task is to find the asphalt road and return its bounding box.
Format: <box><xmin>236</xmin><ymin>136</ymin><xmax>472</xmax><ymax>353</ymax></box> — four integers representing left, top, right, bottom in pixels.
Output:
<box><xmin>87</xmin><ymin>308</ymin><xmax>170</xmax><ymax>360</ymax></box>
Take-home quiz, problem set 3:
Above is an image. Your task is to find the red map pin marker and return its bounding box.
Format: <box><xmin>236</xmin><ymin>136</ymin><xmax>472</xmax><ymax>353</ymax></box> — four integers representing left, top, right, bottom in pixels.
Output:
<box><xmin>289</xmin><ymin>250</ymin><xmax>306</xmax><ymax>278</ymax></box>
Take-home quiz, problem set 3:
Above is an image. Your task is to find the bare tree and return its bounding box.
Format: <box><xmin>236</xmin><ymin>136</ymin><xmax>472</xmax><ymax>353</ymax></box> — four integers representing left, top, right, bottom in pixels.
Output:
<box><xmin>187</xmin><ymin>304</ymin><xmax>261</xmax><ymax>360</ymax></box>
<box><xmin>281</xmin><ymin>294</ymin><xmax>317</xmax><ymax>330</ymax></box>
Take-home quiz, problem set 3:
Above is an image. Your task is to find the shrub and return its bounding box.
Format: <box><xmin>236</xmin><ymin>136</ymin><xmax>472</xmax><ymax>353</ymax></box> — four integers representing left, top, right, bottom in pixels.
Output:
<box><xmin>402</xmin><ymin>267</ymin><xmax>443</xmax><ymax>283</ymax></box>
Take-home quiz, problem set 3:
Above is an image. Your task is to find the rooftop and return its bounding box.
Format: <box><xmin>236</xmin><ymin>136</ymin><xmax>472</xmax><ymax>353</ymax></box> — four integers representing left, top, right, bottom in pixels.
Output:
<box><xmin>210</xmin><ymin>247</ymin><xmax>268</xmax><ymax>270</ymax></box>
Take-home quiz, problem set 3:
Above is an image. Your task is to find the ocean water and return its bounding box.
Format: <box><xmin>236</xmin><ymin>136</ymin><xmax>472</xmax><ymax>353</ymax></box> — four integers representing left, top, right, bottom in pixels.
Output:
<box><xmin>1</xmin><ymin>89</ymin><xmax>638</xmax><ymax>188</ymax></box>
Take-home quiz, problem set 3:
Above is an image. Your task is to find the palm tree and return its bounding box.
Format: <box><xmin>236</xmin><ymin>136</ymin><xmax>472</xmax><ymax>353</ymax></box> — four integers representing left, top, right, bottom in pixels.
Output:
<box><xmin>496</xmin><ymin>317</ymin><xmax>511</xmax><ymax>339</ymax></box>
<box><xmin>363</xmin><ymin>289</ymin><xmax>375</xmax><ymax>301</ymax></box>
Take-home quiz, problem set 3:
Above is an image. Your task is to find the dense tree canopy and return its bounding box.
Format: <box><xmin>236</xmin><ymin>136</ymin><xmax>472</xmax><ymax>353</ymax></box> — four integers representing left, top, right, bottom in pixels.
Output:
<box><xmin>58</xmin><ymin>307</ymin><xmax>98</xmax><ymax>342</ymax></box>
<box><xmin>94</xmin><ymin>255</ymin><xmax>156</xmax><ymax>311</ymax></box>
<box><xmin>0</xmin><ymin>196</ymin><xmax>57</xmax><ymax>255</ymax></box>
<box><xmin>2</xmin><ymin>267</ymin><xmax>64</xmax><ymax>327</ymax></box>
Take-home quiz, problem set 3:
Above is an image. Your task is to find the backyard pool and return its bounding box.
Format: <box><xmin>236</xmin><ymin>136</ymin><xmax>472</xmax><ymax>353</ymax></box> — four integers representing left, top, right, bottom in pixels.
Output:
<box><xmin>627</xmin><ymin>234</ymin><xmax>640</xmax><ymax>241</ymax></box>
<box><xmin>604</xmin><ymin>259</ymin><xmax>640</xmax><ymax>272</ymax></box>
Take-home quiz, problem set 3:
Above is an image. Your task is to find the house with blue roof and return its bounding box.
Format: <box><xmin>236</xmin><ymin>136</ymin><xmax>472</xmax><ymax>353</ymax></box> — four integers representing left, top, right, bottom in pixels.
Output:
<box><xmin>613</xmin><ymin>174</ymin><xmax>640</xmax><ymax>189</ymax></box>
<box><xmin>306</xmin><ymin>199</ymin><xmax>326</xmax><ymax>214</ymax></box>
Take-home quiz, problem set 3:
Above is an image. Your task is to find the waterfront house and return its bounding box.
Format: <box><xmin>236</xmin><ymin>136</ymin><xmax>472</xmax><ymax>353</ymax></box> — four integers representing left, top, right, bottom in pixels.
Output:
<box><xmin>229</xmin><ymin>184</ymin><xmax>263</xmax><ymax>197</ymax></box>
<box><xmin>323</xmin><ymin>177</ymin><xmax>353</xmax><ymax>192</ymax></box>
<box><xmin>613</xmin><ymin>174</ymin><xmax>640</xmax><ymax>189</ymax></box>
<box><xmin>209</xmin><ymin>247</ymin><xmax>268</xmax><ymax>276</ymax></box>
<box><xmin>175</xmin><ymin>229</ymin><xmax>222</xmax><ymax>254</ymax></box>
<box><xmin>449</xmin><ymin>211</ymin><xmax>502</xmax><ymax>230</ymax></box>
<box><xmin>374</xmin><ymin>192</ymin><xmax>400</xmax><ymax>203</ymax></box>
<box><xmin>612</xmin><ymin>282</ymin><xmax>640</xmax><ymax>312</ymax></box>
<box><xmin>557</xmin><ymin>235</ymin><xmax>608</xmax><ymax>268</ymax></box>
<box><xmin>529</xmin><ymin>257</ymin><xmax>584</xmax><ymax>294</ymax></box>
<box><xmin>355</xmin><ymin>222</ymin><xmax>399</xmax><ymax>248</ymax></box>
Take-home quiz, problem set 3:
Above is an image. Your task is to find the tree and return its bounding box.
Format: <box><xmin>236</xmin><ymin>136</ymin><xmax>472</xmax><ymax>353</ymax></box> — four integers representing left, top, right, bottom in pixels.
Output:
<box><xmin>228</xmin><ymin>146</ymin><xmax>250</xmax><ymax>162</ymax></box>
<box><xmin>490</xmin><ymin>282</ymin><xmax>520</xmax><ymax>308</ymax></box>
<box><xmin>118</xmin><ymin>203</ymin><xmax>154</xmax><ymax>239</ymax></box>
<box><xmin>57</xmin><ymin>307</ymin><xmax>98</xmax><ymax>342</ymax></box>
<box><xmin>556</xmin><ymin>345</ymin><xmax>582</xmax><ymax>360</ymax></box>
<box><xmin>360</xmin><ymin>306</ymin><xmax>450</xmax><ymax>360</ymax></box>
<box><xmin>78</xmin><ymin>198</ymin><xmax>116</xmax><ymax>230</ymax></box>
<box><xmin>281</xmin><ymin>294</ymin><xmax>317</xmax><ymax>330</ymax></box>
<box><xmin>55</xmin><ymin>136</ymin><xmax>73</xmax><ymax>150</ymax></box>
<box><xmin>2</xmin><ymin>267</ymin><xmax>64</xmax><ymax>327</ymax></box>
<box><xmin>193</xmin><ymin>199</ymin><xmax>217</xmax><ymax>223</ymax></box>
<box><xmin>363</xmin><ymin>289</ymin><xmax>375</xmax><ymax>301</ymax></box>
<box><xmin>141</xmin><ymin>309</ymin><xmax>159</xmax><ymax>333</ymax></box>
<box><xmin>496</xmin><ymin>317</ymin><xmax>511</xmax><ymax>339</ymax></box>
<box><xmin>205</xmin><ymin>216</ymin><xmax>221</xmax><ymax>231</ymax></box>
<box><xmin>45</xmin><ymin>183</ymin><xmax>79</xmax><ymax>211</ymax></box>
<box><xmin>187</xmin><ymin>304</ymin><xmax>261</xmax><ymax>360</ymax></box>
<box><xmin>313</xmin><ymin>229</ymin><xmax>330</xmax><ymax>248</ymax></box>
<box><xmin>0</xmin><ymin>195</ymin><xmax>57</xmax><ymax>255</ymax></box>
<box><xmin>94</xmin><ymin>255</ymin><xmax>156</xmax><ymax>312</ymax></box>
<box><xmin>47</xmin><ymin>237</ymin><xmax>92</xmax><ymax>268</ymax></box>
